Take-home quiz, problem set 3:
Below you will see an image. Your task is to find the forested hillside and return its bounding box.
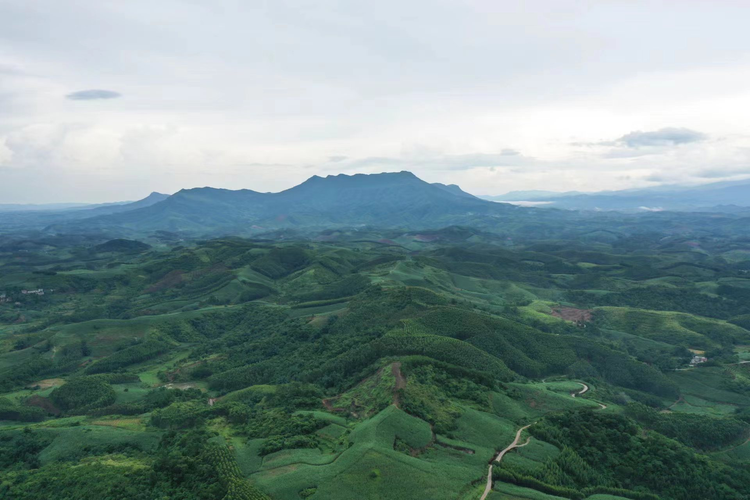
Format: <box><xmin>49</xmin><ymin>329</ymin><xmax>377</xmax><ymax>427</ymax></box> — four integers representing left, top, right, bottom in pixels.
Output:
<box><xmin>2</xmin><ymin>228</ymin><xmax>750</xmax><ymax>499</ymax></box>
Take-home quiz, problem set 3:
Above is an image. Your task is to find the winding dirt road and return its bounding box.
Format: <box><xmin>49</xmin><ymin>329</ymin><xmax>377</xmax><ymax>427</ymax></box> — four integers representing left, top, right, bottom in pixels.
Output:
<box><xmin>571</xmin><ymin>382</ymin><xmax>589</xmax><ymax>397</ymax></box>
<box><xmin>571</xmin><ymin>382</ymin><xmax>606</xmax><ymax>409</ymax></box>
<box><xmin>479</xmin><ymin>425</ymin><xmax>532</xmax><ymax>500</ymax></box>
<box><xmin>479</xmin><ymin>381</ymin><xmax>607</xmax><ymax>498</ymax></box>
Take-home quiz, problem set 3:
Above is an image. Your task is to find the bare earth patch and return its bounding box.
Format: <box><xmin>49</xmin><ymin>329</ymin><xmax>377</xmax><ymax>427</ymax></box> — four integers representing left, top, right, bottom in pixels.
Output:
<box><xmin>551</xmin><ymin>307</ymin><xmax>593</xmax><ymax>323</ymax></box>
<box><xmin>392</xmin><ymin>362</ymin><xmax>406</xmax><ymax>408</ymax></box>
<box><xmin>24</xmin><ymin>395</ymin><xmax>60</xmax><ymax>415</ymax></box>
<box><xmin>32</xmin><ymin>378</ymin><xmax>66</xmax><ymax>389</ymax></box>
<box><xmin>91</xmin><ymin>418</ymin><xmax>144</xmax><ymax>431</ymax></box>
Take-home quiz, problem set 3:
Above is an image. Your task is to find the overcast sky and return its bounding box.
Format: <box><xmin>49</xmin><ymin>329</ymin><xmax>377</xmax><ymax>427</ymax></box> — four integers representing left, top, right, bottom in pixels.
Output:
<box><xmin>1</xmin><ymin>0</ymin><xmax>750</xmax><ymax>203</ymax></box>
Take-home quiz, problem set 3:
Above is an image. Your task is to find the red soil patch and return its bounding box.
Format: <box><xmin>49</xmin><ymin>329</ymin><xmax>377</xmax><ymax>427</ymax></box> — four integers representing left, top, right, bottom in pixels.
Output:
<box><xmin>551</xmin><ymin>307</ymin><xmax>592</xmax><ymax>323</ymax></box>
<box><xmin>147</xmin><ymin>264</ymin><xmax>229</xmax><ymax>293</ymax></box>
<box><xmin>24</xmin><ymin>395</ymin><xmax>60</xmax><ymax>415</ymax></box>
<box><xmin>321</xmin><ymin>398</ymin><xmax>347</xmax><ymax>413</ymax></box>
<box><xmin>392</xmin><ymin>362</ymin><xmax>406</xmax><ymax>408</ymax></box>
<box><xmin>147</xmin><ymin>270</ymin><xmax>185</xmax><ymax>293</ymax></box>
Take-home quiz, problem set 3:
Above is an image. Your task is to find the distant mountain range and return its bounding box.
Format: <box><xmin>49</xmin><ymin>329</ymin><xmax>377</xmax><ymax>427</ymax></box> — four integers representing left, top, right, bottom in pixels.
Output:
<box><xmin>1</xmin><ymin>172</ymin><xmax>750</xmax><ymax>240</ymax></box>
<box><xmin>49</xmin><ymin>172</ymin><xmax>515</xmax><ymax>235</ymax></box>
<box><xmin>484</xmin><ymin>178</ymin><xmax>750</xmax><ymax>212</ymax></box>
<box><xmin>0</xmin><ymin>192</ymin><xmax>170</xmax><ymax>213</ymax></box>
<box><xmin>0</xmin><ymin>193</ymin><xmax>170</xmax><ymax>233</ymax></box>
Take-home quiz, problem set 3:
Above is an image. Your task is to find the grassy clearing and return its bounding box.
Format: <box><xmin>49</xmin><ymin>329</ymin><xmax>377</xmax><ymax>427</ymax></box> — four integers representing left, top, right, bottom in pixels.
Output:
<box><xmin>735</xmin><ymin>346</ymin><xmax>750</xmax><ymax>361</ymax></box>
<box><xmin>670</xmin><ymin>395</ymin><xmax>737</xmax><ymax>416</ymax></box>
<box><xmin>232</xmin><ymin>437</ymin><xmax>265</xmax><ymax>476</ymax></box>
<box><xmin>452</xmin><ymin>407</ymin><xmax>517</xmax><ymax>459</ymax></box>
<box><xmin>38</xmin><ymin>426</ymin><xmax>161</xmax><ymax>464</ymax></box>
<box><xmin>317</xmin><ymin>423</ymin><xmax>348</xmax><ymax>440</ymax></box>
<box><xmin>90</xmin><ymin>417</ymin><xmax>146</xmax><ymax>431</ymax></box>
<box><xmin>514</xmin><ymin>438</ymin><xmax>561</xmax><ymax>463</ymax></box>
<box><xmin>262</xmin><ymin>448</ymin><xmax>338</xmax><ymax>469</ymax></box>
<box><xmin>135</xmin><ymin>348</ymin><xmax>193</xmax><ymax>386</ymax></box>
<box><xmin>504</xmin><ymin>383</ymin><xmax>602</xmax><ymax>416</ymax></box>
<box><xmin>598</xmin><ymin>307</ymin><xmax>750</xmax><ymax>349</ymax></box>
<box><xmin>113</xmin><ymin>383</ymin><xmax>150</xmax><ymax>403</ymax></box>
<box><xmin>252</xmin><ymin>405</ymin><xmax>486</xmax><ymax>500</ymax></box>
<box><xmin>490</xmin><ymin>482</ymin><xmax>568</xmax><ymax>499</ymax></box>
<box><xmin>670</xmin><ymin>368</ymin><xmax>750</xmax><ymax>407</ymax></box>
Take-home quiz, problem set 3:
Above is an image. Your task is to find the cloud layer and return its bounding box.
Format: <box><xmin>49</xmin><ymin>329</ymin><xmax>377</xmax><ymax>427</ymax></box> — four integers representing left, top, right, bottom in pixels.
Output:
<box><xmin>1</xmin><ymin>1</ymin><xmax>750</xmax><ymax>202</ymax></box>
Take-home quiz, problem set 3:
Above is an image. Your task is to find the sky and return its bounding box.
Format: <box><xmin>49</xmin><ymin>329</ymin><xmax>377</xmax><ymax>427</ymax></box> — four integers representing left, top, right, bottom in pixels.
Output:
<box><xmin>1</xmin><ymin>0</ymin><xmax>750</xmax><ymax>203</ymax></box>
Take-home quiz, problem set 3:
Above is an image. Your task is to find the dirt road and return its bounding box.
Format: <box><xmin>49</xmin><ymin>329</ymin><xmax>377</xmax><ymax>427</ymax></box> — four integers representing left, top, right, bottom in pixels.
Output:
<box><xmin>571</xmin><ymin>382</ymin><xmax>607</xmax><ymax>409</ymax></box>
<box><xmin>479</xmin><ymin>425</ymin><xmax>532</xmax><ymax>500</ymax></box>
<box><xmin>392</xmin><ymin>362</ymin><xmax>406</xmax><ymax>408</ymax></box>
<box><xmin>478</xmin><ymin>381</ymin><xmax>608</xmax><ymax>499</ymax></box>
<box><xmin>571</xmin><ymin>382</ymin><xmax>589</xmax><ymax>397</ymax></box>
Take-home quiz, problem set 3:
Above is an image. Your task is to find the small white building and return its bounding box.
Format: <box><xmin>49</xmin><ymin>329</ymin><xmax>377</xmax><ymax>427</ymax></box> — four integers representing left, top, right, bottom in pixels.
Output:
<box><xmin>690</xmin><ymin>355</ymin><xmax>708</xmax><ymax>366</ymax></box>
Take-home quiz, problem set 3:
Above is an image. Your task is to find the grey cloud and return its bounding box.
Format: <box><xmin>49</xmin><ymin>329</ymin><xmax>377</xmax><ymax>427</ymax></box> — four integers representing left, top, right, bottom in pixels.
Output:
<box><xmin>644</xmin><ymin>173</ymin><xmax>668</xmax><ymax>182</ymax></box>
<box><xmin>694</xmin><ymin>166</ymin><xmax>750</xmax><ymax>179</ymax></box>
<box><xmin>617</xmin><ymin>127</ymin><xmax>706</xmax><ymax>148</ymax></box>
<box><xmin>328</xmin><ymin>155</ymin><xmax>348</xmax><ymax>163</ymax></box>
<box><xmin>66</xmin><ymin>89</ymin><xmax>121</xmax><ymax>100</ymax></box>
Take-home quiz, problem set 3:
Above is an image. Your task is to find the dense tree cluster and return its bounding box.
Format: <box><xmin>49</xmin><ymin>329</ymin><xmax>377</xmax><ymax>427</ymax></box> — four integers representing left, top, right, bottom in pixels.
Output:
<box><xmin>528</xmin><ymin>410</ymin><xmax>750</xmax><ymax>500</ymax></box>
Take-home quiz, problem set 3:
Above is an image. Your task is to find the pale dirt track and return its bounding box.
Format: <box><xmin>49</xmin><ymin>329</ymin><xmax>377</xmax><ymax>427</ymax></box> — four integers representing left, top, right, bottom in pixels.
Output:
<box><xmin>571</xmin><ymin>382</ymin><xmax>606</xmax><ymax>409</ymax></box>
<box><xmin>571</xmin><ymin>382</ymin><xmax>589</xmax><ymax>397</ymax></box>
<box><xmin>479</xmin><ymin>425</ymin><xmax>532</xmax><ymax>500</ymax></box>
<box><xmin>479</xmin><ymin>381</ymin><xmax>607</xmax><ymax>498</ymax></box>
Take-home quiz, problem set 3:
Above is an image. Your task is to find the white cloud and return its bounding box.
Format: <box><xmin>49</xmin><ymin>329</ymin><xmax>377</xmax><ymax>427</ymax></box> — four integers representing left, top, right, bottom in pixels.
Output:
<box><xmin>616</xmin><ymin>128</ymin><xmax>707</xmax><ymax>148</ymax></box>
<box><xmin>1</xmin><ymin>0</ymin><xmax>750</xmax><ymax>201</ymax></box>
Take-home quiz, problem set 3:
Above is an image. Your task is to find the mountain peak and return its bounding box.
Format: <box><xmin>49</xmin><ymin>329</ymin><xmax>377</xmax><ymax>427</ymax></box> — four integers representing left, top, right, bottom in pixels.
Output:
<box><xmin>61</xmin><ymin>170</ymin><xmax>508</xmax><ymax>234</ymax></box>
<box><xmin>293</xmin><ymin>171</ymin><xmax>424</xmax><ymax>191</ymax></box>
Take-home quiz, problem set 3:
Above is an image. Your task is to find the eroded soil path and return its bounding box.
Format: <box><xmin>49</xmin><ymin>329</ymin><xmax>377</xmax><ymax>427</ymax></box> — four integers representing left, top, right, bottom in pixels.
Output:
<box><xmin>392</xmin><ymin>362</ymin><xmax>406</xmax><ymax>408</ymax></box>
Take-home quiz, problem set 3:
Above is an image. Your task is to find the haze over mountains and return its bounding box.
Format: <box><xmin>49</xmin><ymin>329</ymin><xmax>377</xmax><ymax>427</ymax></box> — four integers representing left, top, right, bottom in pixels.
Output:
<box><xmin>25</xmin><ymin>172</ymin><xmax>514</xmax><ymax>235</ymax></box>
<box><xmin>2</xmin><ymin>172</ymin><xmax>750</xmax><ymax>239</ymax></box>
<box><xmin>485</xmin><ymin>178</ymin><xmax>750</xmax><ymax>212</ymax></box>
<box><xmin>0</xmin><ymin>192</ymin><xmax>170</xmax><ymax>214</ymax></box>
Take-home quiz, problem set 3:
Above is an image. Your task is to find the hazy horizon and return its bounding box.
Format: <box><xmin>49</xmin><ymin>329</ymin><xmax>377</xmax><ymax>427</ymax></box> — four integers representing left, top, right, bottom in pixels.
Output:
<box><xmin>2</xmin><ymin>0</ymin><xmax>750</xmax><ymax>203</ymax></box>
<box><xmin>3</xmin><ymin>169</ymin><xmax>750</xmax><ymax>207</ymax></box>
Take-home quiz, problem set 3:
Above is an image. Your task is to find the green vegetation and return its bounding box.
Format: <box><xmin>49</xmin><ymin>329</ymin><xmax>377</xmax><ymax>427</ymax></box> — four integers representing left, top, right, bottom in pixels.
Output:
<box><xmin>524</xmin><ymin>411</ymin><xmax>750</xmax><ymax>500</ymax></box>
<box><xmin>49</xmin><ymin>377</ymin><xmax>117</xmax><ymax>413</ymax></box>
<box><xmin>2</xmin><ymin>227</ymin><xmax>750</xmax><ymax>499</ymax></box>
